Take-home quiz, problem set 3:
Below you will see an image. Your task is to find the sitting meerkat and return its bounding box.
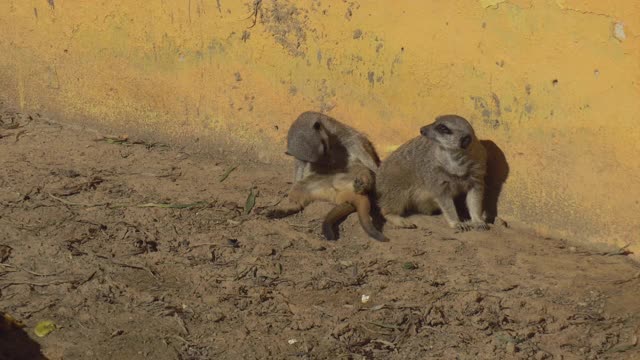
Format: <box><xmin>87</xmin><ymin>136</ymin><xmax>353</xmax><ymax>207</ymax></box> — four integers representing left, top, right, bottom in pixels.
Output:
<box><xmin>376</xmin><ymin>114</ymin><xmax>489</xmax><ymax>232</ymax></box>
<box><xmin>264</xmin><ymin>111</ymin><xmax>388</xmax><ymax>242</ymax></box>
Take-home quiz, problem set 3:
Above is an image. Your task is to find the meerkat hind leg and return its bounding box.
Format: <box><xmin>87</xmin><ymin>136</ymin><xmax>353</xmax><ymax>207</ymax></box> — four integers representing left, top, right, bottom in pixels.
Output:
<box><xmin>413</xmin><ymin>197</ymin><xmax>440</xmax><ymax>215</ymax></box>
<box><xmin>264</xmin><ymin>186</ymin><xmax>308</xmax><ymax>219</ymax></box>
<box><xmin>322</xmin><ymin>202</ymin><xmax>356</xmax><ymax>240</ymax></box>
<box><xmin>321</xmin><ymin>169</ymin><xmax>387</xmax><ymax>241</ymax></box>
<box><xmin>384</xmin><ymin>214</ymin><xmax>418</xmax><ymax>229</ymax></box>
<box><xmin>265</xmin><ymin>176</ymin><xmax>336</xmax><ymax>219</ymax></box>
<box><xmin>381</xmin><ymin>206</ymin><xmax>418</xmax><ymax>229</ymax></box>
<box><xmin>335</xmin><ymin>190</ymin><xmax>388</xmax><ymax>242</ymax></box>
<box><xmin>379</xmin><ymin>191</ymin><xmax>417</xmax><ymax>229</ymax></box>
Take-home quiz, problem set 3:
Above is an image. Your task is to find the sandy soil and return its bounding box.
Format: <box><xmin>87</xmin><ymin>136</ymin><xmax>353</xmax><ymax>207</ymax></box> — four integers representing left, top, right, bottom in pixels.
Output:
<box><xmin>1</xmin><ymin>108</ymin><xmax>639</xmax><ymax>360</ymax></box>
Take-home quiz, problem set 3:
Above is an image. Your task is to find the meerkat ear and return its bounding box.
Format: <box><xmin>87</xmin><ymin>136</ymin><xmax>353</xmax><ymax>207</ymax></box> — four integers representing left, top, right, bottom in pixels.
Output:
<box><xmin>312</xmin><ymin>121</ymin><xmax>322</xmax><ymax>130</ymax></box>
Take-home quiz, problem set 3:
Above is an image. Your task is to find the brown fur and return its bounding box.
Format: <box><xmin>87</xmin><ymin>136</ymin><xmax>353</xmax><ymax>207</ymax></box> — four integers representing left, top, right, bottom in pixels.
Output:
<box><xmin>265</xmin><ymin>111</ymin><xmax>388</xmax><ymax>242</ymax></box>
<box><xmin>377</xmin><ymin>115</ymin><xmax>489</xmax><ymax>232</ymax></box>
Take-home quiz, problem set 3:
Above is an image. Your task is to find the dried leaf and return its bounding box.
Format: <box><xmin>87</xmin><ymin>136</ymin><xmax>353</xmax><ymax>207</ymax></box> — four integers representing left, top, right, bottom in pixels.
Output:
<box><xmin>34</xmin><ymin>320</ymin><xmax>56</xmax><ymax>337</ymax></box>
<box><xmin>96</xmin><ymin>135</ymin><xmax>129</xmax><ymax>145</ymax></box>
<box><xmin>244</xmin><ymin>188</ymin><xmax>257</xmax><ymax>215</ymax></box>
<box><xmin>219</xmin><ymin>166</ymin><xmax>238</xmax><ymax>182</ymax></box>
<box><xmin>0</xmin><ymin>245</ymin><xmax>12</xmax><ymax>263</ymax></box>
<box><xmin>403</xmin><ymin>262</ymin><xmax>418</xmax><ymax>270</ymax></box>
<box><xmin>136</xmin><ymin>202</ymin><xmax>208</xmax><ymax>209</ymax></box>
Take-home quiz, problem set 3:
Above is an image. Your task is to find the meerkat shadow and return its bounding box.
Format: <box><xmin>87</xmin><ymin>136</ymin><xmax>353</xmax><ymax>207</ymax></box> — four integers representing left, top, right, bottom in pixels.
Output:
<box><xmin>480</xmin><ymin>140</ymin><xmax>509</xmax><ymax>223</ymax></box>
<box><xmin>369</xmin><ymin>195</ymin><xmax>387</xmax><ymax>230</ymax></box>
<box><xmin>0</xmin><ymin>316</ymin><xmax>48</xmax><ymax>360</ymax></box>
<box><xmin>454</xmin><ymin>140</ymin><xmax>509</xmax><ymax>223</ymax></box>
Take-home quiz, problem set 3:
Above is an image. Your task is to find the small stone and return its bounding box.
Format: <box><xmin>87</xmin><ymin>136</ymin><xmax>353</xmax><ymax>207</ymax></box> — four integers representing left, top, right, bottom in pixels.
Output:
<box><xmin>331</xmin><ymin>322</ymin><xmax>350</xmax><ymax>337</ymax></box>
<box><xmin>207</xmin><ymin>311</ymin><xmax>226</xmax><ymax>323</ymax></box>
<box><xmin>494</xmin><ymin>217</ymin><xmax>509</xmax><ymax>228</ymax></box>
<box><xmin>252</xmin><ymin>244</ymin><xmax>274</xmax><ymax>257</ymax></box>
<box><xmin>535</xmin><ymin>351</ymin><xmax>549</xmax><ymax>360</ymax></box>
<box><xmin>295</xmin><ymin>318</ymin><xmax>314</xmax><ymax>330</ymax></box>
<box><xmin>176</xmin><ymin>153</ymin><xmax>190</xmax><ymax>160</ymax></box>
<box><xmin>506</xmin><ymin>342</ymin><xmax>517</xmax><ymax>354</ymax></box>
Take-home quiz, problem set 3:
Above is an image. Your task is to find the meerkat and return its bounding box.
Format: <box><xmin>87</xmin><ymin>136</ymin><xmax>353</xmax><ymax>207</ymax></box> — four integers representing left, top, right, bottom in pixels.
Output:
<box><xmin>376</xmin><ymin>114</ymin><xmax>489</xmax><ymax>232</ymax></box>
<box><xmin>263</xmin><ymin>111</ymin><xmax>388</xmax><ymax>242</ymax></box>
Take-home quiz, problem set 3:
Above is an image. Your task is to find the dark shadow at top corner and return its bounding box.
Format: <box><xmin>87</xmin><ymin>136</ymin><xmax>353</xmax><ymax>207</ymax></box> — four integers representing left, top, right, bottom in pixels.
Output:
<box><xmin>480</xmin><ymin>139</ymin><xmax>510</xmax><ymax>224</ymax></box>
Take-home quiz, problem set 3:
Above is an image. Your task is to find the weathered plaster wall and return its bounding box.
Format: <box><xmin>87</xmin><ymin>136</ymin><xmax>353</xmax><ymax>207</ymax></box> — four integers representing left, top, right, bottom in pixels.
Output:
<box><xmin>1</xmin><ymin>0</ymin><xmax>639</xmax><ymax>251</ymax></box>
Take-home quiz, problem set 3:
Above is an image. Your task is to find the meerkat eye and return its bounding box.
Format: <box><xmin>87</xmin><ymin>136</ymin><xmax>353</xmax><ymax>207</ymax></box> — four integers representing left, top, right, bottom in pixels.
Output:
<box><xmin>460</xmin><ymin>135</ymin><xmax>472</xmax><ymax>149</ymax></box>
<box><xmin>313</xmin><ymin>121</ymin><xmax>321</xmax><ymax>130</ymax></box>
<box><xmin>436</xmin><ymin>124</ymin><xmax>452</xmax><ymax>135</ymax></box>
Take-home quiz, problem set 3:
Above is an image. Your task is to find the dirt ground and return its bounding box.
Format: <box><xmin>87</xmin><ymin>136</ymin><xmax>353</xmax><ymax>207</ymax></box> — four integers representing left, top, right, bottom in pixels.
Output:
<box><xmin>1</xmin><ymin>109</ymin><xmax>640</xmax><ymax>360</ymax></box>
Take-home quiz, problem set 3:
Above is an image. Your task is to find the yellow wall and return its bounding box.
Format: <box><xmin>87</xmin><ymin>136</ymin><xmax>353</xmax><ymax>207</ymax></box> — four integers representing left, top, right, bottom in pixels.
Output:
<box><xmin>1</xmin><ymin>0</ymin><xmax>639</xmax><ymax>252</ymax></box>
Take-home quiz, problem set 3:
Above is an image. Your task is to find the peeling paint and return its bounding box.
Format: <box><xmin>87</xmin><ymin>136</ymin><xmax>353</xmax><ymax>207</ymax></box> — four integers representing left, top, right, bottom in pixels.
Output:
<box><xmin>367</xmin><ymin>71</ymin><xmax>375</xmax><ymax>86</ymax></box>
<box><xmin>479</xmin><ymin>0</ymin><xmax>507</xmax><ymax>9</ymax></box>
<box><xmin>259</xmin><ymin>1</ymin><xmax>309</xmax><ymax>58</ymax></box>
<box><xmin>1</xmin><ymin>0</ymin><xmax>639</xmax><ymax>255</ymax></box>
<box><xmin>613</xmin><ymin>22</ymin><xmax>626</xmax><ymax>41</ymax></box>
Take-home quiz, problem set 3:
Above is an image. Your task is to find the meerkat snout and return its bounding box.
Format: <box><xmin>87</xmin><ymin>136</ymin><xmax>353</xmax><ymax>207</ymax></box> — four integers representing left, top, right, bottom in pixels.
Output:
<box><xmin>420</xmin><ymin>115</ymin><xmax>476</xmax><ymax>151</ymax></box>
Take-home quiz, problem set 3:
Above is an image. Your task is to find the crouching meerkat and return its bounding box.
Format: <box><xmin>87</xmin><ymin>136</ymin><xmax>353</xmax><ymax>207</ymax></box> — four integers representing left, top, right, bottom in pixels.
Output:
<box><xmin>263</xmin><ymin>111</ymin><xmax>388</xmax><ymax>242</ymax></box>
<box><xmin>376</xmin><ymin>114</ymin><xmax>489</xmax><ymax>232</ymax></box>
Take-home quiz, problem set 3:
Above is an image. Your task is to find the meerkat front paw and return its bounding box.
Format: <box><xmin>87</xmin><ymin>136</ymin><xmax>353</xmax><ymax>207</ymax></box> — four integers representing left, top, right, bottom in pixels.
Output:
<box><xmin>470</xmin><ymin>221</ymin><xmax>490</xmax><ymax>231</ymax></box>
<box><xmin>452</xmin><ymin>222</ymin><xmax>473</xmax><ymax>233</ymax></box>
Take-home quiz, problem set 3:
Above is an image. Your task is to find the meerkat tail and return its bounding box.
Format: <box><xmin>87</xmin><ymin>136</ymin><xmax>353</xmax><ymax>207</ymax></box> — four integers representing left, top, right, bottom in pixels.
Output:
<box><xmin>351</xmin><ymin>194</ymin><xmax>389</xmax><ymax>242</ymax></box>
<box><xmin>323</xmin><ymin>193</ymin><xmax>388</xmax><ymax>242</ymax></box>
<box><xmin>322</xmin><ymin>202</ymin><xmax>356</xmax><ymax>241</ymax></box>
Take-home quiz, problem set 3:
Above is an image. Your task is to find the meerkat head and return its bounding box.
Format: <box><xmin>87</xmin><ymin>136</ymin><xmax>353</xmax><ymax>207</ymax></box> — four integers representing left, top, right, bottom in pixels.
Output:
<box><xmin>285</xmin><ymin>116</ymin><xmax>330</xmax><ymax>163</ymax></box>
<box><xmin>420</xmin><ymin>115</ymin><xmax>476</xmax><ymax>151</ymax></box>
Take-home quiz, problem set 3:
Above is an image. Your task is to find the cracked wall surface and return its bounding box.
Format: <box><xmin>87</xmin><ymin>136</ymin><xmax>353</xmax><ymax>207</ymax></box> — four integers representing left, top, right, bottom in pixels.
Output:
<box><xmin>0</xmin><ymin>0</ymin><xmax>639</xmax><ymax>253</ymax></box>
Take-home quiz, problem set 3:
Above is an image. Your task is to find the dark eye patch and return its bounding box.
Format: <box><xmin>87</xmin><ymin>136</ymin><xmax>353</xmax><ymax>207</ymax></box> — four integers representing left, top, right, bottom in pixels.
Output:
<box><xmin>460</xmin><ymin>135</ymin><xmax>472</xmax><ymax>149</ymax></box>
<box><xmin>436</xmin><ymin>124</ymin><xmax>452</xmax><ymax>135</ymax></box>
